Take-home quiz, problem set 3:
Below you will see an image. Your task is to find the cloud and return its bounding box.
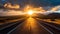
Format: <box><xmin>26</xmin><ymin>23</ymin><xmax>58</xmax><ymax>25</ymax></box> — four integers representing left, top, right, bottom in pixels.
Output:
<box><xmin>0</xmin><ymin>9</ymin><xmax>23</xmax><ymax>16</ymax></box>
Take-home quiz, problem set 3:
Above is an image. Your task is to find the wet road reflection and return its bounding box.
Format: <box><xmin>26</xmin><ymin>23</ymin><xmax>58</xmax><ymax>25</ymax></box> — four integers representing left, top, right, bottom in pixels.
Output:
<box><xmin>11</xmin><ymin>17</ymin><xmax>50</xmax><ymax>34</ymax></box>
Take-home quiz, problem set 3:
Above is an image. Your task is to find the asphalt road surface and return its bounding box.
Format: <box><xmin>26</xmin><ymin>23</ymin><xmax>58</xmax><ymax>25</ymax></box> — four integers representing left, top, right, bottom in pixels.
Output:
<box><xmin>0</xmin><ymin>17</ymin><xmax>60</xmax><ymax>34</ymax></box>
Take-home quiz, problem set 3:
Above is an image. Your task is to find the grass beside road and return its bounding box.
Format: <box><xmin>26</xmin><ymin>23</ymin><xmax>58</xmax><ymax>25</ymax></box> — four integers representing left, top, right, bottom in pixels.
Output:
<box><xmin>39</xmin><ymin>19</ymin><xmax>60</xmax><ymax>24</ymax></box>
<box><xmin>0</xmin><ymin>16</ymin><xmax>26</xmax><ymax>25</ymax></box>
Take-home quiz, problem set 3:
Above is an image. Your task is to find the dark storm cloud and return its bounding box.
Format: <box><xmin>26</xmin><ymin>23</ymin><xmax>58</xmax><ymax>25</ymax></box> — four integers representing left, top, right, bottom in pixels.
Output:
<box><xmin>0</xmin><ymin>0</ymin><xmax>60</xmax><ymax>7</ymax></box>
<box><xmin>8</xmin><ymin>0</ymin><xmax>60</xmax><ymax>6</ymax></box>
<box><xmin>30</xmin><ymin>0</ymin><xmax>60</xmax><ymax>7</ymax></box>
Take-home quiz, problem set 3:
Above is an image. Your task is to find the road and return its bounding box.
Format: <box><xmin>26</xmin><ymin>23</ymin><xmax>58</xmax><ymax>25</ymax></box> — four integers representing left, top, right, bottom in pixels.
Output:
<box><xmin>0</xmin><ymin>18</ymin><xmax>26</xmax><ymax>34</ymax></box>
<box><xmin>0</xmin><ymin>17</ymin><xmax>60</xmax><ymax>34</ymax></box>
<box><xmin>36</xmin><ymin>18</ymin><xmax>60</xmax><ymax>34</ymax></box>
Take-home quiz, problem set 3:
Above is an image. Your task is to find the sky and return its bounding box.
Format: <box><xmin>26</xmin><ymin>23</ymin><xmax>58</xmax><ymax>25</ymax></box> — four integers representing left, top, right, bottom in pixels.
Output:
<box><xmin>0</xmin><ymin>0</ymin><xmax>60</xmax><ymax>16</ymax></box>
<box><xmin>0</xmin><ymin>0</ymin><xmax>60</xmax><ymax>7</ymax></box>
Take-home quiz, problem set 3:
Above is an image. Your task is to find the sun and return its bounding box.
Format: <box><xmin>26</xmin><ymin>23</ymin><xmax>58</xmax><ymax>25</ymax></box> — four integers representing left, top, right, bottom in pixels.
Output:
<box><xmin>27</xmin><ymin>10</ymin><xmax>33</xmax><ymax>15</ymax></box>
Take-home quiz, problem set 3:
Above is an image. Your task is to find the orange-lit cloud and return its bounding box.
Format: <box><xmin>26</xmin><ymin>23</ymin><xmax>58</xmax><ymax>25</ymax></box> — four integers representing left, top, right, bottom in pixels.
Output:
<box><xmin>4</xmin><ymin>3</ymin><xmax>20</xmax><ymax>9</ymax></box>
<box><xmin>51</xmin><ymin>6</ymin><xmax>60</xmax><ymax>11</ymax></box>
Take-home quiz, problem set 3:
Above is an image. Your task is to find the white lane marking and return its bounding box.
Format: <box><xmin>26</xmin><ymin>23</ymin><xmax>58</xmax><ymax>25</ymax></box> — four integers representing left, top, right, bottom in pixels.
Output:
<box><xmin>36</xmin><ymin>18</ymin><xmax>60</xmax><ymax>30</ymax></box>
<box><xmin>37</xmin><ymin>22</ymin><xmax>53</xmax><ymax>34</ymax></box>
<box><xmin>0</xmin><ymin>18</ymin><xmax>24</xmax><ymax>30</ymax></box>
<box><xmin>7</xmin><ymin>19</ymin><xmax>26</xmax><ymax>34</ymax></box>
<box><xmin>43</xmin><ymin>22</ymin><xmax>60</xmax><ymax>30</ymax></box>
